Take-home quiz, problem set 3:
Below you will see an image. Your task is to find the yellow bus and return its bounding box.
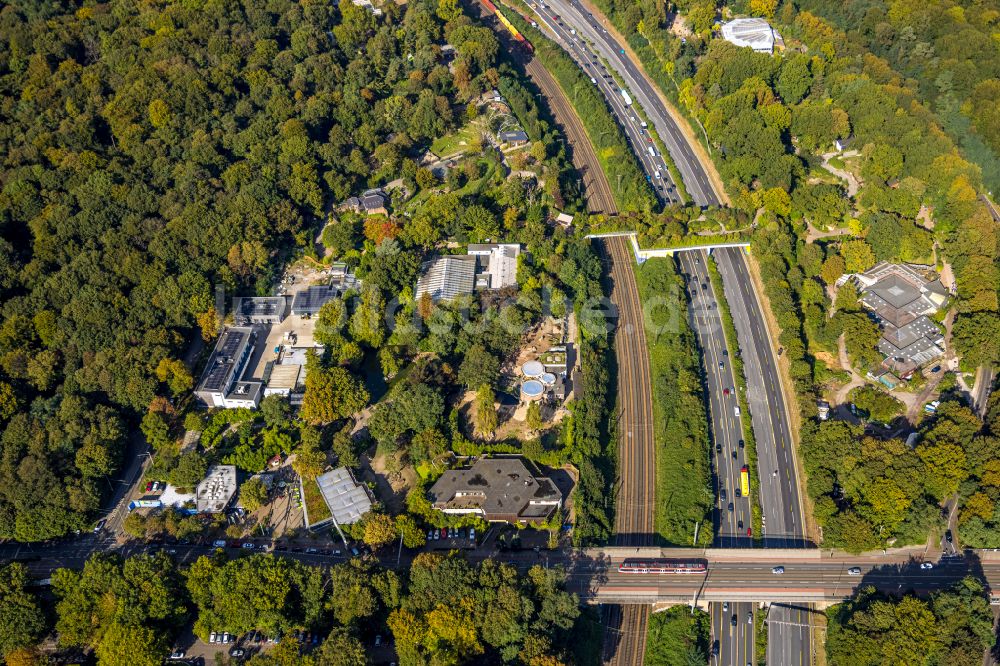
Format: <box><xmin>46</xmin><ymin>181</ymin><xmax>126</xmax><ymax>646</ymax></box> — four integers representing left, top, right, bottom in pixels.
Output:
<box><xmin>739</xmin><ymin>465</ymin><xmax>750</xmax><ymax>498</ymax></box>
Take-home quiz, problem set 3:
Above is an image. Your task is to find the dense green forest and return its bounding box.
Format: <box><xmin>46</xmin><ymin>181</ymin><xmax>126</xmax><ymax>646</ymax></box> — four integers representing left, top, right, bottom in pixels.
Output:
<box><xmin>0</xmin><ymin>0</ymin><xmax>466</xmax><ymax>539</ymax></box>
<box><xmin>0</xmin><ymin>0</ymin><xmax>608</xmax><ymax>544</ymax></box>
<box><xmin>826</xmin><ymin>577</ymin><xmax>995</xmax><ymax>665</ymax></box>
<box><xmin>0</xmin><ymin>551</ymin><xmax>597</xmax><ymax>665</ymax></box>
<box><xmin>794</xmin><ymin>0</ymin><xmax>1000</xmax><ymax>193</ymax></box>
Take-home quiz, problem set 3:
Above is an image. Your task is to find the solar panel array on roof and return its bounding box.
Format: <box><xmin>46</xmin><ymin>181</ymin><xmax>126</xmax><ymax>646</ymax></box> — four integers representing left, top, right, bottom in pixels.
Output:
<box><xmin>199</xmin><ymin>328</ymin><xmax>253</xmax><ymax>393</ymax></box>
<box><xmin>291</xmin><ymin>285</ymin><xmax>338</xmax><ymax>315</ymax></box>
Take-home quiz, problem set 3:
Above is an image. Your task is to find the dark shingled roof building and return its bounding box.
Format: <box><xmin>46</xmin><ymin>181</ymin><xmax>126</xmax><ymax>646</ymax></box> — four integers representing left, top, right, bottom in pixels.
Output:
<box><xmin>428</xmin><ymin>457</ymin><xmax>561</xmax><ymax>524</ymax></box>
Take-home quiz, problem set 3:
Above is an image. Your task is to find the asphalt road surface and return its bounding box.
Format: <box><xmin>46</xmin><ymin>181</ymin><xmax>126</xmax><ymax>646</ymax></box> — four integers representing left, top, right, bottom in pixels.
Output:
<box><xmin>8</xmin><ymin>538</ymin><xmax>997</xmax><ymax>605</ymax></box>
<box><xmin>678</xmin><ymin>251</ymin><xmax>755</xmax><ymax>666</ymax></box>
<box><xmin>538</xmin><ymin>0</ymin><xmax>720</xmax><ymax>207</ymax></box>
<box><xmin>714</xmin><ymin>247</ymin><xmax>810</xmax><ymax>665</ymax></box>
<box><xmin>974</xmin><ymin>366</ymin><xmax>995</xmax><ymax>417</ymax></box>
<box><xmin>529</xmin><ymin>3</ymin><xmax>680</xmax><ymax>204</ymax></box>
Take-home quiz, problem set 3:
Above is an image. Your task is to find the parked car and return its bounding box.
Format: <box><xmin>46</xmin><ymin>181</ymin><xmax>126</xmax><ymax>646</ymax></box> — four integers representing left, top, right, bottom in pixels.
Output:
<box><xmin>169</xmin><ymin>650</ymin><xmax>186</xmax><ymax>660</ymax></box>
<box><xmin>209</xmin><ymin>632</ymin><xmax>218</xmax><ymax>644</ymax></box>
<box><xmin>469</xmin><ymin>528</ymin><xmax>476</xmax><ymax>540</ymax></box>
<box><xmin>375</xmin><ymin>635</ymin><xmax>383</xmax><ymax>647</ymax></box>
<box><xmin>920</xmin><ymin>562</ymin><xmax>934</xmax><ymax>570</ymax></box>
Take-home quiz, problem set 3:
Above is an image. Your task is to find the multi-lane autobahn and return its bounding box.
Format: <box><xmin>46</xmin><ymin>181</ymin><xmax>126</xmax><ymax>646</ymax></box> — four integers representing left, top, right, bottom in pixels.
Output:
<box><xmin>714</xmin><ymin>246</ymin><xmax>811</xmax><ymax>665</ymax></box>
<box><xmin>679</xmin><ymin>250</ymin><xmax>756</xmax><ymax>666</ymax></box>
<box><xmin>536</xmin><ymin>0</ymin><xmax>721</xmax><ymax>207</ymax></box>
<box><xmin>529</xmin><ymin>3</ymin><xmax>680</xmax><ymax>204</ymax></box>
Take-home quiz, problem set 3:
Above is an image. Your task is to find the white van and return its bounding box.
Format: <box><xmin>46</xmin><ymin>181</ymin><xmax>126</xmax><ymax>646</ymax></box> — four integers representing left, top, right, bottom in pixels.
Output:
<box><xmin>654</xmin><ymin>170</ymin><xmax>661</xmax><ymax>179</ymax></box>
<box><xmin>734</xmin><ymin>405</ymin><xmax>741</xmax><ymax>417</ymax></box>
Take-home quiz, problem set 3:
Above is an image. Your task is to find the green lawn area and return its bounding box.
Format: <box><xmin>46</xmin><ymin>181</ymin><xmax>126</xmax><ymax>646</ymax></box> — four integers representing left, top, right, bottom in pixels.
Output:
<box><xmin>301</xmin><ymin>477</ymin><xmax>331</xmax><ymax>526</ymax></box>
<box><xmin>430</xmin><ymin>121</ymin><xmax>483</xmax><ymax>158</ymax></box>
<box><xmin>634</xmin><ymin>257</ymin><xmax>714</xmax><ymax>547</ymax></box>
<box><xmin>644</xmin><ymin>605</ymin><xmax>711</xmax><ymax>665</ymax></box>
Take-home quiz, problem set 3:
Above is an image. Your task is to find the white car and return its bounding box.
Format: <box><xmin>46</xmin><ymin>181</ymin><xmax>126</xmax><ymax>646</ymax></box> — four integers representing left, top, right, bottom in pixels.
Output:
<box><xmin>771</xmin><ymin>566</ymin><xmax>785</xmax><ymax>575</ymax></box>
<box><xmin>847</xmin><ymin>567</ymin><xmax>861</xmax><ymax>575</ymax></box>
<box><xmin>920</xmin><ymin>562</ymin><xmax>934</xmax><ymax>570</ymax></box>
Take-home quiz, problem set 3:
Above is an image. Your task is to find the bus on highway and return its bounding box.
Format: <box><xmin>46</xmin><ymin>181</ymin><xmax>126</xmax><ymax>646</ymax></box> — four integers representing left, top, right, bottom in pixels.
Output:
<box><xmin>618</xmin><ymin>559</ymin><xmax>707</xmax><ymax>574</ymax></box>
<box><xmin>740</xmin><ymin>465</ymin><xmax>750</xmax><ymax>498</ymax></box>
<box><xmin>620</xmin><ymin>89</ymin><xmax>632</xmax><ymax>105</ymax></box>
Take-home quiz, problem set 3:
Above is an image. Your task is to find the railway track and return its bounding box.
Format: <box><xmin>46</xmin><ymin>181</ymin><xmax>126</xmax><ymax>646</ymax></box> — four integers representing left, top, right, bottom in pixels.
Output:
<box><xmin>526</xmin><ymin>59</ymin><xmax>617</xmax><ymax>214</ymax></box>
<box><xmin>471</xmin><ymin>0</ymin><xmax>617</xmax><ymax>215</ymax></box>
<box><xmin>601</xmin><ymin>236</ymin><xmax>656</xmax><ymax>665</ymax></box>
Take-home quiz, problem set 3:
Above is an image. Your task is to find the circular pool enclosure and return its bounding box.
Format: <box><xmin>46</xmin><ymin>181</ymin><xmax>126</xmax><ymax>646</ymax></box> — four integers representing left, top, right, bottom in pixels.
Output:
<box><xmin>520</xmin><ymin>380</ymin><xmax>544</xmax><ymax>401</ymax></box>
<box><xmin>521</xmin><ymin>360</ymin><xmax>544</xmax><ymax>378</ymax></box>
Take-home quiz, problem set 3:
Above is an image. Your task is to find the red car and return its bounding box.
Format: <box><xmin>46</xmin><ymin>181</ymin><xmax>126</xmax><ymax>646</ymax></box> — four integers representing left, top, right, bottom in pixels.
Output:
<box><xmin>747</xmin><ymin>528</ymin><xmax>752</xmax><ymax>537</ymax></box>
<box><xmin>440</xmin><ymin>527</ymin><xmax>448</xmax><ymax>539</ymax></box>
<box><xmin>723</xmin><ymin>388</ymin><xmax>730</xmax><ymax>396</ymax></box>
<box><xmin>145</xmin><ymin>481</ymin><xmax>153</xmax><ymax>492</ymax></box>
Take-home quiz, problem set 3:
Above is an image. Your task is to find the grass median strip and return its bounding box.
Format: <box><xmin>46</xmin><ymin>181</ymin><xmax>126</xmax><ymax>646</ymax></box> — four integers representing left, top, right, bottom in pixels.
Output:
<box><xmin>634</xmin><ymin>257</ymin><xmax>713</xmax><ymax>546</ymax></box>
<box><xmin>706</xmin><ymin>253</ymin><xmax>762</xmax><ymax>542</ymax></box>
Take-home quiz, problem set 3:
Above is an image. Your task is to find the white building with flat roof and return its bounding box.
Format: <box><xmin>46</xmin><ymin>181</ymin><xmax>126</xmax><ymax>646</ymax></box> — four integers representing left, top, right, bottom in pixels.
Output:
<box><xmin>467</xmin><ymin>243</ymin><xmax>521</xmax><ymax>290</ymax></box>
<box><xmin>195</xmin><ymin>465</ymin><xmax>238</xmax><ymax>513</ymax></box>
<box><xmin>314</xmin><ymin>467</ymin><xmax>373</xmax><ymax>527</ymax></box>
<box><xmin>721</xmin><ymin>18</ymin><xmax>776</xmax><ymax>53</ymax></box>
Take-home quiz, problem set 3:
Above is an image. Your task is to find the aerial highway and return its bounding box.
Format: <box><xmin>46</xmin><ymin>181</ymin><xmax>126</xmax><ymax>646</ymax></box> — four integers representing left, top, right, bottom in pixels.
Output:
<box><xmin>9</xmin><ymin>536</ymin><xmax>998</xmax><ymax>605</ymax></box>
<box><xmin>713</xmin><ymin>246</ymin><xmax>811</xmax><ymax>665</ymax></box>
<box><xmin>533</xmin><ymin>0</ymin><xmax>721</xmax><ymax>207</ymax></box>
<box><xmin>678</xmin><ymin>251</ymin><xmax>756</xmax><ymax>666</ymax></box>
<box><xmin>528</xmin><ymin>3</ymin><xmax>680</xmax><ymax>204</ymax></box>
<box><xmin>601</xmin><ymin>236</ymin><xmax>657</xmax><ymax>665</ymax></box>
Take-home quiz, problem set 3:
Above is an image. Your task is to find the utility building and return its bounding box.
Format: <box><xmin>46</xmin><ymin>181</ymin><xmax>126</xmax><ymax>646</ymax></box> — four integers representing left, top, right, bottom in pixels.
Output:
<box><xmin>194</xmin><ymin>327</ymin><xmax>262</xmax><ymax>409</ymax></box>
<box><xmin>233</xmin><ymin>296</ymin><xmax>286</xmax><ymax>325</ymax></box>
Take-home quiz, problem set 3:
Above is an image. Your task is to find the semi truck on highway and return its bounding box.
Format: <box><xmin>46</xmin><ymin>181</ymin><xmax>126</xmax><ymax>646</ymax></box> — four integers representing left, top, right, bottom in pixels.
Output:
<box><xmin>620</xmin><ymin>89</ymin><xmax>632</xmax><ymax>105</ymax></box>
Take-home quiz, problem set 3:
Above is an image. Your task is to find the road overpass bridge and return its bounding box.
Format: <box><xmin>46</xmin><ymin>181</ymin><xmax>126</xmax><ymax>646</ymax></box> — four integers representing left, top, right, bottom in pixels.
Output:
<box><xmin>585</xmin><ymin>232</ymin><xmax>749</xmax><ymax>264</ymax></box>
<box><xmin>556</xmin><ymin>547</ymin><xmax>1000</xmax><ymax>604</ymax></box>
